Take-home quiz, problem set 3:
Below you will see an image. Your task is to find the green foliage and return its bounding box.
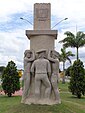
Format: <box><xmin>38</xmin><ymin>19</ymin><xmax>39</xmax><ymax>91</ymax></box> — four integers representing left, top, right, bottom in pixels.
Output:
<box><xmin>1</xmin><ymin>60</ymin><xmax>20</xmax><ymax>97</ymax></box>
<box><xmin>59</xmin><ymin>47</ymin><xmax>75</xmax><ymax>68</ymax></box>
<box><xmin>0</xmin><ymin>66</ymin><xmax>5</xmax><ymax>78</ymax></box>
<box><xmin>59</xmin><ymin>47</ymin><xmax>75</xmax><ymax>63</ymax></box>
<box><xmin>65</xmin><ymin>66</ymin><xmax>72</xmax><ymax>76</ymax></box>
<box><xmin>59</xmin><ymin>47</ymin><xmax>74</xmax><ymax>83</ymax></box>
<box><xmin>59</xmin><ymin>31</ymin><xmax>85</xmax><ymax>60</ymax></box>
<box><xmin>69</xmin><ymin>59</ymin><xmax>85</xmax><ymax>98</ymax></box>
<box><xmin>0</xmin><ymin>66</ymin><xmax>5</xmax><ymax>72</ymax></box>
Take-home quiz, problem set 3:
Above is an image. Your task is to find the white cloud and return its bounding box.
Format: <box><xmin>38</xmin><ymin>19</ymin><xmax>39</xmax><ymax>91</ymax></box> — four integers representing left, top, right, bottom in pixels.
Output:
<box><xmin>0</xmin><ymin>31</ymin><xmax>27</xmax><ymax>52</ymax></box>
<box><xmin>0</xmin><ymin>29</ymin><xmax>30</xmax><ymax>68</ymax></box>
<box><xmin>0</xmin><ymin>0</ymin><xmax>29</xmax><ymax>16</ymax></box>
<box><xmin>0</xmin><ymin>0</ymin><xmax>85</xmax><ymax>68</ymax></box>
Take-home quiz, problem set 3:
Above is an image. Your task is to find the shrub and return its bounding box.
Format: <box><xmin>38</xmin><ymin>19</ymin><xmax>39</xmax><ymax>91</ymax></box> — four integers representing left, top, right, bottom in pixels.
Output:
<box><xmin>65</xmin><ymin>66</ymin><xmax>72</xmax><ymax>77</ymax></box>
<box><xmin>68</xmin><ymin>59</ymin><xmax>85</xmax><ymax>98</ymax></box>
<box><xmin>2</xmin><ymin>61</ymin><xmax>20</xmax><ymax>97</ymax></box>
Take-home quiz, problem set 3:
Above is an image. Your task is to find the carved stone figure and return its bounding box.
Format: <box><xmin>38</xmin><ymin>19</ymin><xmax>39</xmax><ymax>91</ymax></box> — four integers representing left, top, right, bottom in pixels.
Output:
<box><xmin>21</xmin><ymin>50</ymin><xmax>35</xmax><ymax>103</ymax></box>
<box><xmin>22</xmin><ymin>3</ymin><xmax>61</xmax><ymax>105</ymax></box>
<box><xmin>31</xmin><ymin>50</ymin><xmax>51</xmax><ymax>104</ymax></box>
<box><xmin>48</xmin><ymin>50</ymin><xmax>61</xmax><ymax>104</ymax></box>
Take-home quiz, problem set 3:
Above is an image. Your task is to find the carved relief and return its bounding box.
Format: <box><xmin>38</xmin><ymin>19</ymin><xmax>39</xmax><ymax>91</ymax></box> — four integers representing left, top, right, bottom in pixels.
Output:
<box><xmin>21</xmin><ymin>49</ymin><xmax>61</xmax><ymax>105</ymax></box>
<box><xmin>36</xmin><ymin>8</ymin><xmax>48</xmax><ymax>21</ymax></box>
<box><xmin>22</xmin><ymin>3</ymin><xmax>60</xmax><ymax>105</ymax></box>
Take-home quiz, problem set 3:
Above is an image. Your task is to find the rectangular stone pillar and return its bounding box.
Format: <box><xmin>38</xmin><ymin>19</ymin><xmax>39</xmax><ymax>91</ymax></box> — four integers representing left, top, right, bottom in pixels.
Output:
<box><xmin>26</xmin><ymin>3</ymin><xmax>58</xmax><ymax>52</ymax></box>
<box><xmin>34</xmin><ymin>3</ymin><xmax>51</xmax><ymax>30</ymax></box>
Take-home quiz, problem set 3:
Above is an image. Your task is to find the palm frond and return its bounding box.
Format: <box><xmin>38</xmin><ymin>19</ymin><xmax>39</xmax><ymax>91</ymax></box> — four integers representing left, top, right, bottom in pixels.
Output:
<box><xmin>78</xmin><ymin>40</ymin><xmax>85</xmax><ymax>47</ymax></box>
<box><xmin>67</xmin><ymin>57</ymin><xmax>71</xmax><ymax>64</ymax></box>
<box><xmin>66</xmin><ymin>51</ymin><xmax>75</xmax><ymax>57</ymax></box>
<box><xmin>64</xmin><ymin>31</ymin><xmax>75</xmax><ymax>37</ymax></box>
<box><xmin>59</xmin><ymin>31</ymin><xmax>85</xmax><ymax>60</ymax></box>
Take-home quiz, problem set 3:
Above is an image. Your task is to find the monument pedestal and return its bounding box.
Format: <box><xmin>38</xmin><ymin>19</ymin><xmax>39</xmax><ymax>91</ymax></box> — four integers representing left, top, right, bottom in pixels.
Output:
<box><xmin>26</xmin><ymin>30</ymin><xmax>58</xmax><ymax>52</ymax></box>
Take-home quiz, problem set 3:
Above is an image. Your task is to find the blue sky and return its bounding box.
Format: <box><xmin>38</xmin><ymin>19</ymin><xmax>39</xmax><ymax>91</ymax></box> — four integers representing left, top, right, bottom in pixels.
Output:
<box><xmin>0</xmin><ymin>0</ymin><xmax>85</xmax><ymax>70</ymax></box>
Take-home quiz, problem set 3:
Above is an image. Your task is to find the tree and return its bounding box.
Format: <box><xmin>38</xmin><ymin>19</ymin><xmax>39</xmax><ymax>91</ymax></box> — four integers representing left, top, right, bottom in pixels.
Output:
<box><xmin>0</xmin><ymin>66</ymin><xmax>5</xmax><ymax>73</ymax></box>
<box><xmin>65</xmin><ymin>66</ymin><xmax>72</xmax><ymax>77</ymax></box>
<box><xmin>59</xmin><ymin>31</ymin><xmax>85</xmax><ymax>60</ymax></box>
<box><xmin>69</xmin><ymin>59</ymin><xmax>85</xmax><ymax>98</ymax></box>
<box><xmin>59</xmin><ymin>47</ymin><xmax>75</xmax><ymax>83</ymax></box>
<box><xmin>2</xmin><ymin>61</ymin><xmax>20</xmax><ymax>97</ymax></box>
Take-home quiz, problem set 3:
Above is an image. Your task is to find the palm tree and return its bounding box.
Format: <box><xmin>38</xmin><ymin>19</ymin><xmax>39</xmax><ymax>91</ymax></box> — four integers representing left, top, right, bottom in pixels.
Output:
<box><xmin>59</xmin><ymin>31</ymin><xmax>85</xmax><ymax>60</ymax></box>
<box><xmin>59</xmin><ymin>47</ymin><xmax>75</xmax><ymax>83</ymax></box>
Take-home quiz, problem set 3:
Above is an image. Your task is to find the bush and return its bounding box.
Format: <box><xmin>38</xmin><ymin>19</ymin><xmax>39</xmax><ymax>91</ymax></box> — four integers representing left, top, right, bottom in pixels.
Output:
<box><xmin>0</xmin><ymin>66</ymin><xmax>5</xmax><ymax>73</ymax></box>
<box><xmin>65</xmin><ymin>66</ymin><xmax>72</xmax><ymax>77</ymax></box>
<box><xmin>68</xmin><ymin>59</ymin><xmax>85</xmax><ymax>98</ymax></box>
<box><xmin>2</xmin><ymin>61</ymin><xmax>20</xmax><ymax>97</ymax></box>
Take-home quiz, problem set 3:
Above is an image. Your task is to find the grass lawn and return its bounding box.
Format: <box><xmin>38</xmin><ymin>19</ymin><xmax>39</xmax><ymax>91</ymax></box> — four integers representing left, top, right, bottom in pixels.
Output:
<box><xmin>0</xmin><ymin>85</ymin><xmax>2</xmax><ymax>90</ymax></box>
<box><xmin>0</xmin><ymin>82</ymin><xmax>85</xmax><ymax>113</ymax></box>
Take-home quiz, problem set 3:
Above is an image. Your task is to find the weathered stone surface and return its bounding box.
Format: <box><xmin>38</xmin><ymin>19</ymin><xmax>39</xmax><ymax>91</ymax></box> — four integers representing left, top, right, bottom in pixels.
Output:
<box><xmin>21</xmin><ymin>3</ymin><xmax>61</xmax><ymax>105</ymax></box>
<box><xmin>21</xmin><ymin>50</ymin><xmax>35</xmax><ymax>103</ymax></box>
<box><xmin>48</xmin><ymin>50</ymin><xmax>61</xmax><ymax>103</ymax></box>
<box><xmin>26</xmin><ymin>3</ymin><xmax>57</xmax><ymax>52</ymax></box>
<box><xmin>34</xmin><ymin>3</ymin><xmax>51</xmax><ymax>30</ymax></box>
<box><xmin>26</xmin><ymin>30</ymin><xmax>57</xmax><ymax>52</ymax></box>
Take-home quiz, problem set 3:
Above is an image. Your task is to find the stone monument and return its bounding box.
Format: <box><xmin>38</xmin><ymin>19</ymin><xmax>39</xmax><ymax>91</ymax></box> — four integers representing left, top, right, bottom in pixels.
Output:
<box><xmin>21</xmin><ymin>3</ymin><xmax>61</xmax><ymax>105</ymax></box>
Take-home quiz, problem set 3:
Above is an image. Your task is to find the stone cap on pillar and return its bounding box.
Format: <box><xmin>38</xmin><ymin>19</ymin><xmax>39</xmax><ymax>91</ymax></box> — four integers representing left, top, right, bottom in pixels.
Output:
<box><xmin>26</xmin><ymin>30</ymin><xmax>58</xmax><ymax>39</ymax></box>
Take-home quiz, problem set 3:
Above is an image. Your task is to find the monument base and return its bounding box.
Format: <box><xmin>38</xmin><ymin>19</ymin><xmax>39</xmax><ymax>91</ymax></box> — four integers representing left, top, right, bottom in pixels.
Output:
<box><xmin>21</xmin><ymin>98</ymin><xmax>61</xmax><ymax>105</ymax></box>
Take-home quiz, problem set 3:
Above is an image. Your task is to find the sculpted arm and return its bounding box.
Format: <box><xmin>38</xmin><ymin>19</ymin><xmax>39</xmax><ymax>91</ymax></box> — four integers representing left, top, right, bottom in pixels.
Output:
<box><xmin>47</xmin><ymin>60</ymin><xmax>51</xmax><ymax>77</ymax></box>
<box><xmin>31</xmin><ymin>61</ymin><xmax>35</xmax><ymax>76</ymax></box>
<box><xmin>25</xmin><ymin>50</ymin><xmax>35</xmax><ymax>62</ymax></box>
<box><xmin>48</xmin><ymin>50</ymin><xmax>57</xmax><ymax>62</ymax></box>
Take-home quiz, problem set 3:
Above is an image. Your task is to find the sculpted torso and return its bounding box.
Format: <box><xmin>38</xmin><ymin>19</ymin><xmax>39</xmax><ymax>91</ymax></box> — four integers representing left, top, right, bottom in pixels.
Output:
<box><xmin>24</xmin><ymin>50</ymin><xmax>35</xmax><ymax>73</ymax></box>
<box><xmin>32</xmin><ymin>58</ymin><xmax>51</xmax><ymax>74</ymax></box>
<box><xmin>24</xmin><ymin>58</ymin><xmax>32</xmax><ymax>72</ymax></box>
<box><xmin>48</xmin><ymin>50</ymin><xmax>59</xmax><ymax>75</ymax></box>
<box><xmin>52</xmin><ymin>60</ymin><xmax>59</xmax><ymax>75</ymax></box>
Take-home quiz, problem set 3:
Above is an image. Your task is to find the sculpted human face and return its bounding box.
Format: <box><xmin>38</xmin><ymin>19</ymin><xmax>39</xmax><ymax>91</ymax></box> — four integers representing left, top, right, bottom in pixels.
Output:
<box><xmin>26</xmin><ymin>52</ymin><xmax>31</xmax><ymax>58</ymax></box>
<box><xmin>52</xmin><ymin>51</ymin><xmax>56</xmax><ymax>59</ymax></box>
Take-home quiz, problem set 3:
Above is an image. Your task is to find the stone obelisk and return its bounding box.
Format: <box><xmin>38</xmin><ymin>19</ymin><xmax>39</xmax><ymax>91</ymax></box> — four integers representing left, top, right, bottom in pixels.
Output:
<box><xmin>26</xmin><ymin>3</ymin><xmax>58</xmax><ymax>52</ymax></box>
